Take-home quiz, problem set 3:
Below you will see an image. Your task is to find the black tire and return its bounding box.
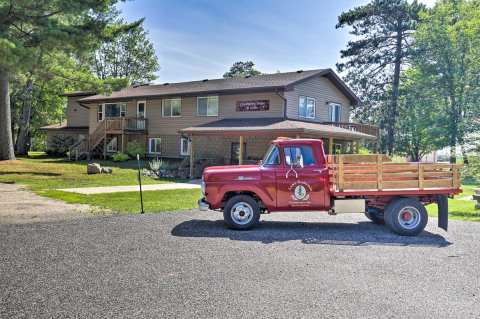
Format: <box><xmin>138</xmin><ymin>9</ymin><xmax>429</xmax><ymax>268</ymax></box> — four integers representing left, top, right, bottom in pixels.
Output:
<box><xmin>364</xmin><ymin>207</ymin><xmax>385</xmax><ymax>225</ymax></box>
<box><xmin>384</xmin><ymin>197</ymin><xmax>428</xmax><ymax>236</ymax></box>
<box><xmin>223</xmin><ymin>195</ymin><xmax>260</xmax><ymax>230</ymax></box>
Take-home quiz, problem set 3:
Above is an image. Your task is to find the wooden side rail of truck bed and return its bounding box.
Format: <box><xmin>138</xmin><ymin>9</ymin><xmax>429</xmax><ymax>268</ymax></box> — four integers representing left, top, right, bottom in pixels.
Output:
<box><xmin>327</xmin><ymin>154</ymin><xmax>462</xmax><ymax>193</ymax></box>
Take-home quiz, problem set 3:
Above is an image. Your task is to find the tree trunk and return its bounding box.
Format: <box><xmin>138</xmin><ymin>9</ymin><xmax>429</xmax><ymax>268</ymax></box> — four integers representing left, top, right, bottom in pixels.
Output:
<box><xmin>460</xmin><ymin>144</ymin><xmax>469</xmax><ymax>165</ymax></box>
<box><xmin>15</xmin><ymin>78</ymin><xmax>34</xmax><ymax>155</ymax></box>
<box><xmin>0</xmin><ymin>68</ymin><xmax>15</xmax><ymax>160</ymax></box>
<box><xmin>386</xmin><ymin>27</ymin><xmax>403</xmax><ymax>155</ymax></box>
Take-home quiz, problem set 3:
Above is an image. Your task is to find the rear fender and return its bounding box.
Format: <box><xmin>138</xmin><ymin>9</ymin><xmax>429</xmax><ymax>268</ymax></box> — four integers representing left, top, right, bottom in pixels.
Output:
<box><xmin>436</xmin><ymin>195</ymin><xmax>448</xmax><ymax>231</ymax></box>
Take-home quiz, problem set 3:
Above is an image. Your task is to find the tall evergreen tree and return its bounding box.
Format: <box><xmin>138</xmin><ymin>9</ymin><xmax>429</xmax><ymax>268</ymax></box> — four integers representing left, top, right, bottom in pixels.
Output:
<box><xmin>0</xmin><ymin>0</ymin><xmax>139</xmax><ymax>160</ymax></box>
<box><xmin>336</xmin><ymin>0</ymin><xmax>425</xmax><ymax>155</ymax></box>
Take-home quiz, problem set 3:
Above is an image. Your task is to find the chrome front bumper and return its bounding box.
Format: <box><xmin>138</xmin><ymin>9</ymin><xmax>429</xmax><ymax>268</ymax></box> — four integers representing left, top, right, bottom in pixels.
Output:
<box><xmin>198</xmin><ymin>198</ymin><xmax>210</xmax><ymax>211</ymax></box>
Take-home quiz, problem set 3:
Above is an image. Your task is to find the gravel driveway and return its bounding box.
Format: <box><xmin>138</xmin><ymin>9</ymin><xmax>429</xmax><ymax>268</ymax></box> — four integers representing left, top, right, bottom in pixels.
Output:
<box><xmin>1</xmin><ymin>210</ymin><xmax>479</xmax><ymax>318</ymax></box>
<box><xmin>0</xmin><ymin>183</ymin><xmax>90</xmax><ymax>224</ymax></box>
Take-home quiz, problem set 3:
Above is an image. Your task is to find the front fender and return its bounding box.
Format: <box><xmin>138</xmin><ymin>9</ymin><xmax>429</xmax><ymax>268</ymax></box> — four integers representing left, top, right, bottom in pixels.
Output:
<box><xmin>207</xmin><ymin>183</ymin><xmax>275</xmax><ymax>209</ymax></box>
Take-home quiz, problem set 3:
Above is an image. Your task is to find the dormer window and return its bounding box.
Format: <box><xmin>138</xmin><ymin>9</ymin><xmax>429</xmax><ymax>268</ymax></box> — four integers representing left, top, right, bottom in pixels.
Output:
<box><xmin>299</xmin><ymin>96</ymin><xmax>315</xmax><ymax>119</ymax></box>
<box><xmin>328</xmin><ymin>103</ymin><xmax>342</xmax><ymax>122</ymax></box>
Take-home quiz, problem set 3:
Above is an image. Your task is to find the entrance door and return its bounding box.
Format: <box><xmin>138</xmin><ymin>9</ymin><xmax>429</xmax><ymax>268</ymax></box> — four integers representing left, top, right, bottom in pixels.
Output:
<box><xmin>230</xmin><ymin>142</ymin><xmax>247</xmax><ymax>164</ymax></box>
<box><xmin>137</xmin><ymin>101</ymin><xmax>146</xmax><ymax>129</ymax></box>
<box><xmin>275</xmin><ymin>144</ymin><xmax>328</xmax><ymax>210</ymax></box>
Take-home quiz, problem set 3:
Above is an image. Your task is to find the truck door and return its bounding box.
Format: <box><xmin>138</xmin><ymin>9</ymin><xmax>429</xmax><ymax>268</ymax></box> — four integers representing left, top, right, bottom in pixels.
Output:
<box><xmin>276</xmin><ymin>144</ymin><xmax>328</xmax><ymax>210</ymax></box>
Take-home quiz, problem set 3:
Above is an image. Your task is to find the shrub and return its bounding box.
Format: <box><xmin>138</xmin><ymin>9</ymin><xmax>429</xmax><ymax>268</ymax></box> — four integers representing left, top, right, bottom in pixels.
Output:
<box><xmin>112</xmin><ymin>152</ymin><xmax>130</xmax><ymax>162</ymax></box>
<box><xmin>126</xmin><ymin>140</ymin><xmax>146</xmax><ymax>158</ymax></box>
<box><xmin>46</xmin><ymin>135</ymin><xmax>75</xmax><ymax>156</ymax></box>
<box><xmin>462</xmin><ymin>155</ymin><xmax>480</xmax><ymax>185</ymax></box>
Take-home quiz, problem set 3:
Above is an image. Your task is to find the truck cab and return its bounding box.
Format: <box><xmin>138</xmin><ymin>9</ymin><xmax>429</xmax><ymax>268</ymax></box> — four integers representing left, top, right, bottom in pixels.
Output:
<box><xmin>199</xmin><ymin>138</ymin><xmax>460</xmax><ymax>236</ymax></box>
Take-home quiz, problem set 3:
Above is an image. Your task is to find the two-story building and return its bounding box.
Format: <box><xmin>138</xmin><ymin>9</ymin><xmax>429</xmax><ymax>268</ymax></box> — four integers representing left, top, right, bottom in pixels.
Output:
<box><xmin>41</xmin><ymin>68</ymin><xmax>378</xmax><ymax>177</ymax></box>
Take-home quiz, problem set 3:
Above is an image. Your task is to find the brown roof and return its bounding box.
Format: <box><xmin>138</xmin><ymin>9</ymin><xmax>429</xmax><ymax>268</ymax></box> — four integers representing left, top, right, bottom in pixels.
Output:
<box><xmin>180</xmin><ymin>118</ymin><xmax>376</xmax><ymax>140</ymax></box>
<box><xmin>39</xmin><ymin>122</ymin><xmax>88</xmax><ymax>131</ymax></box>
<box><xmin>62</xmin><ymin>91</ymin><xmax>97</xmax><ymax>97</ymax></box>
<box><xmin>79</xmin><ymin>69</ymin><xmax>360</xmax><ymax>105</ymax></box>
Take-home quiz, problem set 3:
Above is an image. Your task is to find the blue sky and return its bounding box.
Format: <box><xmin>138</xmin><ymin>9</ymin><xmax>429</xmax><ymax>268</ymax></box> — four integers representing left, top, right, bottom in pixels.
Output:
<box><xmin>118</xmin><ymin>0</ymin><xmax>436</xmax><ymax>83</ymax></box>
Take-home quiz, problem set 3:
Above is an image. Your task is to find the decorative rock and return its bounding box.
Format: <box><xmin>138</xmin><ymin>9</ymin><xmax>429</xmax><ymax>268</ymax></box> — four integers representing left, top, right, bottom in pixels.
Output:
<box><xmin>87</xmin><ymin>163</ymin><xmax>102</xmax><ymax>175</ymax></box>
<box><xmin>101</xmin><ymin>167</ymin><xmax>113</xmax><ymax>174</ymax></box>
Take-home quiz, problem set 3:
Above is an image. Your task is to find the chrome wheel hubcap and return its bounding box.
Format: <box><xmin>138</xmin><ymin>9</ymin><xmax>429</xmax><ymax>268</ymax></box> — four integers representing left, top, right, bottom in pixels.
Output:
<box><xmin>231</xmin><ymin>202</ymin><xmax>254</xmax><ymax>225</ymax></box>
<box><xmin>398</xmin><ymin>206</ymin><xmax>421</xmax><ymax>230</ymax></box>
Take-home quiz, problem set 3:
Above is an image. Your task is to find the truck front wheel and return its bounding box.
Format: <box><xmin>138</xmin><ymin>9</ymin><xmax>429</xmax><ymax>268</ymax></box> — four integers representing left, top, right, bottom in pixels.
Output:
<box><xmin>223</xmin><ymin>195</ymin><xmax>260</xmax><ymax>230</ymax></box>
<box><xmin>384</xmin><ymin>197</ymin><xmax>428</xmax><ymax>236</ymax></box>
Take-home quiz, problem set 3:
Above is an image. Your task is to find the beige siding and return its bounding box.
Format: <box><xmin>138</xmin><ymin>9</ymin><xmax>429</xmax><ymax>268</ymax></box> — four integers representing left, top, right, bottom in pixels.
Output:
<box><xmin>66</xmin><ymin>96</ymin><xmax>90</xmax><ymax>127</ymax></box>
<box><xmin>87</xmin><ymin>91</ymin><xmax>284</xmax><ymax>136</ymax></box>
<box><xmin>146</xmin><ymin>91</ymin><xmax>284</xmax><ymax>136</ymax></box>
<box><xmin>285</xmin><ymin>76</ymin><xmax>351</xmax><ymax>122</ymax></box>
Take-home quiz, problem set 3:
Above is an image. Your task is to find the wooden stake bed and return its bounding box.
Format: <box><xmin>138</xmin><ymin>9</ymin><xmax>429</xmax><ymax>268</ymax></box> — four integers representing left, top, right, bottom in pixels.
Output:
<box><xmin>327</xmin><ymin>154</ymin><xmax>462</xmax><ymax>195</ymax></box>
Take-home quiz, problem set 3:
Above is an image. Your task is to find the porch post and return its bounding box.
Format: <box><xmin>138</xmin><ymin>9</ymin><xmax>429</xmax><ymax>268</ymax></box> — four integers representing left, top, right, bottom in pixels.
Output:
<box><xmin>239</xmin><ymin>135</ymin><xmax>244</xmax><ymax>165</ymax></box>
<box><xmin>328</xmin><ymin>137</ymin><xmax>333</xmax><ymax>155</ymax></box>
<box><xmin>354</xmin><ymin>140</ymin><xmax>359</xmax><ymax>154</ymax></box>
<box><xmin>189</xmin><ymin>135</ymin><xmax>195</xmax><ymax>179</ymax></box>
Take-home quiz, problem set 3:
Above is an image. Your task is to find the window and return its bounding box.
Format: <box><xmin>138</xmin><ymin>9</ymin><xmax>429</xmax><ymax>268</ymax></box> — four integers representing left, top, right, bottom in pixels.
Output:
<box><xmin>162</xmin><ymin>98</ymin><xmax>181</xmax><ymax>117</ymax></box>
<box><xmin>106</xmin><ymin>137</ymin><xmax>117</xmax><ymax>152</ymax></box>
<box><xmin>298</xmin><ymin>96</ymin><xmax>315</xmax><ymax>119</ymax></box>
<box><xmin>137</xmin><ymin>101</ymin><xmax>146</xmax><ymax>118</ymax></box>
<box><xmin>329</xmin><ymin>103</ymin><xmax>342</xmax><ymax>122</ymax></box>
<box><xmin>149</xmin><ymin>138</ymin><xmax>161</xmax><ymax>154</ymax></box>
<box><xmin>180</xmin><ymin>137</ymin><xmax>190</xmax><ymax>156</ymax></box>
<box><xmin>197</xmin><ymin>96</ymin><xmax>218</xmax><ymax>116</ymax></box>
<box><xmin>284</xmin><ymin>146</ymin><xmax>316</xmax><ymax>167</ymax></box>
<box><xmin>97</xmin><ymin>105</ymin><xmax>103</xmax><ymax>122</ymax></box>
<box><xmin>263</xmin><ymin>145</ymin><xmax>280</xmax><ymax>165</ymax></box>
<box><xmin>104</xmin><ymin>103</ymin><xmax>127</xmax><ymax>118</ymax></box>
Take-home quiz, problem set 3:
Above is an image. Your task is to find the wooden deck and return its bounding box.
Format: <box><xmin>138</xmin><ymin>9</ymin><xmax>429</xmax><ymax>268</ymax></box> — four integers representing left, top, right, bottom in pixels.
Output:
<box><xmin>327</xmin><ymin>154</ymin><xmax>461</xmax><ymax>193</ymax></box>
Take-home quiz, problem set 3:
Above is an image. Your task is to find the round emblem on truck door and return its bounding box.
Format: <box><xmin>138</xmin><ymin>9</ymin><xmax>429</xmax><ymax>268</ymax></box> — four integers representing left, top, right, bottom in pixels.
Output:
<box><xmin>288</xmin><ymin>181</ymin><xmax>312</xmax><ymax>202</ymax></box>
<box><xmin>294</xmin><ymin>185</ymin><xmax>307</xmax><ymax>200</ymax></box>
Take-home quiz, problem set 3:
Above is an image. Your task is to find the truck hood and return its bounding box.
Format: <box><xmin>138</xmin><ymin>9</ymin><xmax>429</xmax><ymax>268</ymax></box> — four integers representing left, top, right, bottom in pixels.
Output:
<box><xmin>203</xmin><ymin>165</ymin><xmax>262</xmax><ymax>182</ymax></box>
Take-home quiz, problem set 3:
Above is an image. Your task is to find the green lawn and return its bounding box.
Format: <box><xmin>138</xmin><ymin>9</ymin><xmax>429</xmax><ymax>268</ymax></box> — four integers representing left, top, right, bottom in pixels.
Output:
<box><xmin>0</xmin><ymin>153</ymin><xmax>200</xmax><ymax>214</ymax></box>
<box><xmin>426</xmin><ymin>185</ymin><xmax>480</xmax><ymax>222</ymax></box>
<box><xmin>0</xmin><ymin>153</ymin><xmax>171</xmax><ymax>191</ymax></box>
<box><xmin>43</xmin><ymin>189</ymin><xmax>202</xmax><ymax>214</ymax></box>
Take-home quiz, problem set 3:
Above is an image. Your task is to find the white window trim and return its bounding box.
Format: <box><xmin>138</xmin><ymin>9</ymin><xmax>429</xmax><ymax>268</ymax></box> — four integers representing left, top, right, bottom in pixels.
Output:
<box><xmin>298</xmin><ymin>96</ymin><xmax>316</xmax><ymax>120</ymax></box>
<box><xmin>97</xmin><ymin>104</ymin><xmax>104</xmax><ymax>122</ymax></box>
<box><xmin>137</xmin><ymin>100</ymin><xmax>146</xmax><ymax>118</ymax></box>
<box><xmin>148</xmin><ymin>137</ymin><xmax>162</xmax><ymax>154</ymax></box>
<box><xmin>106</xmin><ymin>137</ymin><xmax>118</xmax><ymax>152</ymax></box>
<box><xmin>103</xmin><ymin>102</ymin><xmax>127</xmax><ymax>118</ymax></box>
<box><xmin>180</xmin><ymin>137</ymin><xmax>191</xmax><ymax>156</ymax></box>
<box><xmin>197</xmin><ymin>96</ymin><xmax>219</xmax><ymax>117</ymax></box>
<box><xmin>162</xmin><ymin>98</ymin><xmax>182</xmax><ymax>118</ymax></box>
<box><xmin>329</xmin><ymin>102</ymin><xmax>342</xmax><ymax>122</ymax></box>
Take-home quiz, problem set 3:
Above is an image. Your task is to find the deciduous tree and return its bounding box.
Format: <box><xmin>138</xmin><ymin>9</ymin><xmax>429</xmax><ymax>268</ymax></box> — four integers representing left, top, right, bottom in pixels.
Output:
<box><xmin>414</xmin><ymin>0</ymin><xmax>480</xmax><ymax>163</ymax></box>
<box><xmin>90</xmin><ymin>19</ymin><xmax>159</xmax><ymax>83</ymax></box>
<box><xmin>223</xmin><ymin>61</ymin><xmax>261</xmax><ymax>78</ymax></box>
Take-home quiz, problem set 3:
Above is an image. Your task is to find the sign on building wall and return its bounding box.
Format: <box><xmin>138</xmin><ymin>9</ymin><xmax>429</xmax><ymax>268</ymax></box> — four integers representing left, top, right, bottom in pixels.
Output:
<box><xmin>236</xmin><ymin>100</ymin><xmax>269</xmax><ymax>112</ymax></box>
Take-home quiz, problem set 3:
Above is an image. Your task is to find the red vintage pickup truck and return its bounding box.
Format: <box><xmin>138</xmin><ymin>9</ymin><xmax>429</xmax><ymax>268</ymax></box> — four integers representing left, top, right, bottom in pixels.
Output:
<box><xmin>198</xmin><ymin>138</ymin><xmax>462</xmax><ymax>236</ymax></box>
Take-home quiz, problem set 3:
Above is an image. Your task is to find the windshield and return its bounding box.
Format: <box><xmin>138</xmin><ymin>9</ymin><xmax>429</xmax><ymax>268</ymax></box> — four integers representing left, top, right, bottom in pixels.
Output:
<box><xmin>262</xmin><ymin>144</ymin><xmax>280</xmax><ymax>165</ymax></box>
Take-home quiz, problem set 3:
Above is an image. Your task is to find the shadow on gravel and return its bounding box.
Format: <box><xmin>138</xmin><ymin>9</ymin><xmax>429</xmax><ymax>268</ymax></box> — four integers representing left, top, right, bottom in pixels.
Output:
<box><xmin>171</xmin><ymin>219</ymin><xmax>451</xmax><ymax>247</ymax></box>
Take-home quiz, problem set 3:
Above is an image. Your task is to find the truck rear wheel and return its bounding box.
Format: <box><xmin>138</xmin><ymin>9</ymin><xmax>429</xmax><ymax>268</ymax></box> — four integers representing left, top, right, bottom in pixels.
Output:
<box><xmin>384</xmin><ymin>197</ymin><xmax>428</xmax><ymax>236</ymax></box>
<box><xmin>364</xmin><ymin>207</ymin><xmax>385</xmax><ymax>225</ymax></box>
<box><xmin>223</xmin><ymin>195</ymin><xmax>260</xmax><ymax>230</ymax></box>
